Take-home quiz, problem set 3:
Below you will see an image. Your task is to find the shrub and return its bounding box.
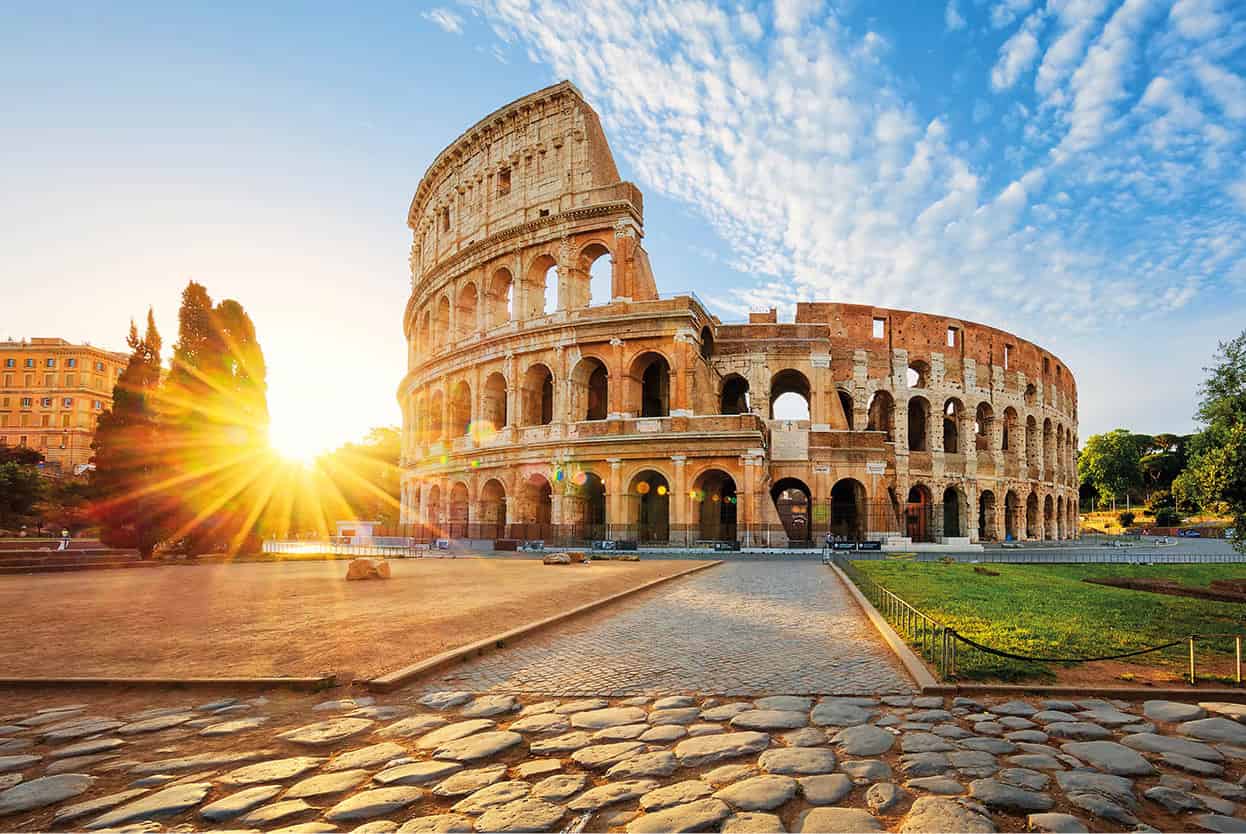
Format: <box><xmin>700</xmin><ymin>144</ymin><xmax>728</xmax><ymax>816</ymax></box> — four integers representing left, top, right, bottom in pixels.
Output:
<box><xmin>1154</xmin><ymin>508</ymin><xmax>1181</xmax><ymax>526</ymax></box>
<box><xmin>1119</xmin><ymin>511</ymin><xmax>1136</xmax><ymax>528</ymax></box>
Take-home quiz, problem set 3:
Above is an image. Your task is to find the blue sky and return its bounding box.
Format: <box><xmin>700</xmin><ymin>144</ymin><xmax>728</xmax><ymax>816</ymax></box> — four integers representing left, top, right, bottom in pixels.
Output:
<box><xmin>2</xmin><ymin>1</ymin><xmax>1243</xmax><ymax>456</ymax></box>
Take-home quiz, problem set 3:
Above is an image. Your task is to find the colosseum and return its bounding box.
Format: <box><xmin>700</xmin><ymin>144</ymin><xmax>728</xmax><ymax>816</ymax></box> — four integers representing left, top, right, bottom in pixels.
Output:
<box><xmin>397</xmin><ymin>82</ymin><xmax>1079</xmax><ymax>549</ymax></box>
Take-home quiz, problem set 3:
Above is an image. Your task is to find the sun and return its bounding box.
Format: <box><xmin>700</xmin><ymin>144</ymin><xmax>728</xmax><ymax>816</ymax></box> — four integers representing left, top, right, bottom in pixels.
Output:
<box><xmin>270</xmin><ymin>424</ymin><xmax>330</xmax><ymax>464</ymax></box>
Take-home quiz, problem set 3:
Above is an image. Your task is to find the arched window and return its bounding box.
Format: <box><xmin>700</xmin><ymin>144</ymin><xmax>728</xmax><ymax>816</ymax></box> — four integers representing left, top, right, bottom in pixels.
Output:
<box><xmin>571</xmin><ymin>357</ymin><xmax>609</xmax><ymax>421</ymax></box>
<box><xmin>456</xmin><ymin>283</ymin><xmax>478</xmax><ymax>339</ymax></box>
<box><xmin>482</xmin><ymin>372</ymin><xmax>508</xmax><ymax>434</ymax></box>
<box><xmin>720</xmin><ymin>375</ymin><xmax>750</xmax><ymax>415</ymax></box>
<box><xmin>521</xmin><ymin>364</ymin><xmax>554</xmax><ymax>426</ymax></box>
<box><xmin>629</xmin><ymin>353</ymin><xmax>670</xmax><ymax>418</ymax></box>
<box><xmin>770</xmin><ymin>369</ymin><xmax>811</xmax><ymax>420</ymax></box>
<box><xmin>907</xmin><ymin>397</ymin><xmax>930</xmax><ymax>452</ymax></box>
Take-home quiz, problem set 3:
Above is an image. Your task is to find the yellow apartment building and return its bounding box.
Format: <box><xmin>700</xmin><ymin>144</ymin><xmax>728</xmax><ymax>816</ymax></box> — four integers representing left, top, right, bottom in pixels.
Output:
<box><xmin>0</xmin><ymin>338</ymin><xmax>129</xmax><ymax>474</ymax></box>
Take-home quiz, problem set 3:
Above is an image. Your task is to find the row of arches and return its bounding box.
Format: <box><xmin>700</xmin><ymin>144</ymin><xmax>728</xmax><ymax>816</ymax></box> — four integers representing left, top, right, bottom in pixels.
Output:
<box><xmin>405</xmin><ymin>353</ymin><xmax>670</xmax><ymax>447</ymax></box>
<box><xmin>412</xmin><ymin>243</ymin><xmax>614</xmax><ymax>358</ymax></box>
<box><xmin>978</xmin><ymin>489</ymin><xmax>1075</xmax><ymax>541</ymax></box>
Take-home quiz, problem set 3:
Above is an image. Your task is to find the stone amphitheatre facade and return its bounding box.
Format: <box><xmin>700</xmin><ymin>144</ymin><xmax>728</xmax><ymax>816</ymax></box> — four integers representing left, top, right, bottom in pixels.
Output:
<box><xmin>398</xmin><ymin>82</ymin><xmax>1079</xmax><ymax>548</ymax></box>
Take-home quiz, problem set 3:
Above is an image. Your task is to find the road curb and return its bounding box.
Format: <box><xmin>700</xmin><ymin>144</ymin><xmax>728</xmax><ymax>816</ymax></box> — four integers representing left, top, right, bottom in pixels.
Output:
<box><xmin>0</xmin><ymin>675</ymin><xmax>337</xmax><ymax>692</ymax></box>
<box><xmin>366</xmin><ymin>559</ymin><xmax>723</xmax><ymax>692</ymax></box>
<box><xmin>827</xmin><ymin>562</ymin><xmax>936</xmax><ymax>691</ymax></box>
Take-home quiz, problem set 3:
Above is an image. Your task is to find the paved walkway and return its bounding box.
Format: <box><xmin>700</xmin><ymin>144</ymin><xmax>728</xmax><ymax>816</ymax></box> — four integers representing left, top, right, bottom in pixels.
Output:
<box><xmin>426</xmin><ymin>561</ymin><xmax>915</xmax><ymax>696</ymax></box>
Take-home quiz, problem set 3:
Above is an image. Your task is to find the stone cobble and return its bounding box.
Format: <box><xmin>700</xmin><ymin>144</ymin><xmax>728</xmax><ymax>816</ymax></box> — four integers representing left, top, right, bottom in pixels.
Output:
<box><xmin>2</xmin><ymin>690</ymin><xmax>1245</xmax><ymax>832</ymax></box>
<box><xmin>425</xmin><ymin>562</ymin><xmax>915</xmax><ymax>696</ymax></box>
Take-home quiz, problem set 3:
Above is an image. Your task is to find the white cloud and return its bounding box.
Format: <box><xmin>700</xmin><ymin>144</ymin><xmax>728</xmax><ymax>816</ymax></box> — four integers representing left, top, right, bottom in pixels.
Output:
<box><xmin>422</xmin><ymin>7</ymin><xmax>464</xmax><ymax>33</ymax></box>
<box><xmin>990</xmin><ymin>0</ymin><xmax>1035</xmax><ymax>29</ymax></box>
<box><xmin>945</xmin><ymin>0</ymin><xmax>967</xmax><ymax>31</ymax></box>
<box><xmin>991</xmin><ymin>11</ymin><xmax>1045</xmax><ymax>91</ymax></box>
<box><xmin>467</xmin><ymin>0</ymin><xmax>1246</xmax><ymax>360</ymax></box>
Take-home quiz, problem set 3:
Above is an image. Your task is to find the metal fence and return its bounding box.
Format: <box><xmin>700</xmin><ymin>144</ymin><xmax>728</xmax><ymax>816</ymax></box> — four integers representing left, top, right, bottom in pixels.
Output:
<box><xmin>844</xmin><ymin>550</ymin><xmax>1246</xmax><ymax>564</ymax></box>
<box><xmin>829</xmin><ymin>553</ymin><xmax>1246</xmax><ymax>682</ymax></box>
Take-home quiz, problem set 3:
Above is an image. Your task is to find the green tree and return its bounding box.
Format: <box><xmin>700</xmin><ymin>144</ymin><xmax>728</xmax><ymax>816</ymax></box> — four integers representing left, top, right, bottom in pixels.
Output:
<box><xmin>89</xmin><ymin>312</ymin><xmax>167</xmax><ymax>557</ymax></box>
<box><xmin>0</xmin><ymin>451</ymin><xmax>46</xmax><ymax>532</ymax></box>
<box><xmin>161</xmin><ymin>282</ymin><xmax>271</xmax><ymax>554</ymax></box>
<box><xmin>1181</xmin><ymin>331</ymin><xmax>1246</xmax><ymax>552</ymax></box>
<box><xmin>1077</xmin><ymin>429</ymin><xmax>1145</xmax><ymax>509</ymax></box>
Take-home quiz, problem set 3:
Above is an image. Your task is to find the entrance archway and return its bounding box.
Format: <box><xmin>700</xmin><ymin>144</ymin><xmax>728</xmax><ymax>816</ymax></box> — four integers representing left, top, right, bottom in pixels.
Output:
<box><xmin>906</xmin><ymin>484</ymin><xmax>933</xmax><ymax>542</ymax></box>
<box><xmin>942</xmin><ymin>486</ymin><xmax>962</xmax><ymax>538</ymax></box>
<box><xmin>693</xmin><ymin>469</ymin><xmax>737</xmax><ymax>542</ymax></box>
<box><xmin>979</xmin><ymin>489</ymin><xmax>997</xmax><ymax>541</ymax></box>
<box><xmin>627</xmin><ymin>470</ymin><xmax>670</xmax><ymax>542</ymax></box>
<box><xmin>830</xmin><ymin>478</ymin><xmax>867</xmax><ymax>541</ymax></box>
<box><xmin>770</xmin><ymin>478</ymin><xmax>812</xmax><ymax>543</ymax></box>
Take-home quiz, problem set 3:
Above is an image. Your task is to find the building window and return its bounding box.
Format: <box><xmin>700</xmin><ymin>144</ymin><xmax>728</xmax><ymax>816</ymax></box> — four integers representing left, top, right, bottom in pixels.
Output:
<box><xmin>497</xmin><ymin>168</ymin><xmax>511</xmax><ymax>196</ymax></box>
<box><xmin>66</xmin><ymin>358</ymin><xmax>76</xmax><ymax>368</ymax></box>
<box><xmin>872</xmin><ymin>318</ymin><xmax>886</xmax><ymax>339</ymax></box>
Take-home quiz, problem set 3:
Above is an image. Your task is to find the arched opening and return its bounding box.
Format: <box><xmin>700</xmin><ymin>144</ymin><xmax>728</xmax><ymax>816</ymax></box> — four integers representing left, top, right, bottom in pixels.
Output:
<box><xmin>693</xmin><ymin>469</ymin><xmax>737</xmax><ymax>542</ymax></box>
<box><xmin>907</xmin><ymin>360</ymin><xmax>930</xmax><ymax>388</ymax></box>
<box><xmin>720</xmin><ymin>374</ymin><xmax>750</xmax><ymax>415</ymax></box>
<box><xmin>770</xmin><ymin>369</ymin><xmax>812</xmax><ymax>420</ymax></box>
<box><xmin>480</xmin><ymin>479</ymin><xmax>507</xmax><ymax>540</ymax></box>
<box><xmin>838</xmin><ymin>390</ymin><xmax>855</xmax><ymax>430</ymax></box>
<box><xmin>428</xmin><ymin>390</ymin><xmax>444</xmax><ymax>441</ymax></box>
<box><xmin>456</xmin><ymin>283</ymin><xmax>478</xmax><ymax>339</ymax></box>
<box><xmin>1044</xmin><ymin>494</ymin><xmax>1055</xmax><ymax>539</ymax></box>
<box><xmin>516</xmin><ymin>473</ymin><xmax>553</xmax><ymax>540</ymax></box>
<box><xmin>943</xmin><ymin>399</ymin><xmax>963</xmax><ymax>453</ymax></box>
<box><xmin>525</xmin><ymin>254</ymin><xmax>558</xmax><ymax>318</ymax></box>
<box><xmin>628</xmin><ymin>470</ymin><xmax>670</xmax><ymax>543</ymax></box>
<box><xmin>1002</xmin><ymin>407</ymin><xmax>1019</xmax><ymax>454</ymax></box>
<box><xmin>867</xmin><ymin>390</ymin><xmax>895</xmax><ymax>442</ymax></box>
<box><xmin>770</xmin><ymin>478</ymin><xmax>812</xmax><ymax>543</ymax></box>
<box><xmin>942</xmin><ymin>486</ymin><xmax>962</xmax><ymax>538</ymax></box>
<box><xmin>629</xmin><ymin>352</ymin><xmax>670</xmax><ymax>418</ymax></box>
<box><xmin>979</xmin><ymin>490</ymin><xmax>997</xmax><ymax>541</ymax></box>
<box><xmin>1026</xmin><ymin>492</ymin><xmax>1040</xmax><ymax>539</ymax></box>
<box><xmin>700</xmin><ymin>326</ymin><xmax>715</xmax><ymax>361</ymax></box>
<box><xmin>567</xmin><ymin>471</ymin><xmax>607</xmax><ymax>542</ymax></box>
<box><xmin>450</xmin><ymin>381</ymin><xmax>472</xmax><ymax>437</ymax></box>
<box><xmin>1005</xmin><ymin>490</ymin><xmax>1020</xmax><ymax>540</ymax></box>
<box><xmin>906</xmin><ymin>484</ymin><xmax>933</xmax><ymax>542</ymax></box>
<box><xmin>485</xmin><ymin>268</ymin><xmax>514</xmax><ymax>328</ymax></box>
<box><xmin>570</xmin><ymin>357</ymin><xmax>609</xmax><ymax>421</ymax></box>
<box><xmin>448</xmin><ymin>482</ymin><xmax>470</xmax><ymax>538</ymax></box>
<box><xmin>582</xmin><ymin>243</ymin><xmax>612</xmax><ymax>308</ymax></box>
<box><xmin>435</xmin><ymin>295</ymin><xmax>451</xmax><ymax>343</ymax></box>
<box><xmin>975</xmin><ymin>403</ymin><xmax>994</xmax><ymax>452</ymax></box>
<box><xmin>481</xmin><ymin>372</ymin><xmax>507</xmax><ymax>434</ymax></box>
<box><xmin>830</xmin><ymin>478</ymin><xmax>867</xmax><ymax>542</ymax></box>
<box><xmin>907</xmin><ymin>397</ymin><xmax>930</xmax><ymax>452</ymax></box>
<box><xmin>521</xmin><ymin>364</ymin><xmax>554</xmax><ymax>426</ymax></box>
<box><xmin>426</xmin><ymin>484</ymin><xmax>442</xmax><ymax>536</ymax></box>
<box><xmin>1026</xmin><ymin>416</ymin><xmax>1039</xmax><ymax>466</ymax></box>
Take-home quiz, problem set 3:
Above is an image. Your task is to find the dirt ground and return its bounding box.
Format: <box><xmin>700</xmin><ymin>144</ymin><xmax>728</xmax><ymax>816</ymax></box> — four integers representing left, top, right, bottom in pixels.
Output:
<box><xmin>0</xmin><ymin>558</ymin><xmax>709</xmax><ymax>680</ymax></box>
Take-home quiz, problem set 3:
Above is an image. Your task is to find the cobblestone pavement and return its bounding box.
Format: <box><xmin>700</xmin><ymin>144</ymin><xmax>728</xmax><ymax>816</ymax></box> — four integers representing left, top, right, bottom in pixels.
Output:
<box><xmin>425</xmin><ymin>561</ymin><xmax>915</xmax><ymax>696</ymax></box>
<box><xmin>2</xmin><ymin>687</ymin><xmax>1244</xmax><ymax>832</ymax></box>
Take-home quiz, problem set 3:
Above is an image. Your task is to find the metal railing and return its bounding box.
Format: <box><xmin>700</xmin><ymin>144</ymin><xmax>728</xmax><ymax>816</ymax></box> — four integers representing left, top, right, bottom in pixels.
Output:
<box><xmin>830</xmin><ymin>553</ymin><xmax>1246</xmax><ymax>683</ymax></box>
<box><xmin>830</xmin><ymin>554</ymin><xmax>958</xmax><ymax>677</ymax></box>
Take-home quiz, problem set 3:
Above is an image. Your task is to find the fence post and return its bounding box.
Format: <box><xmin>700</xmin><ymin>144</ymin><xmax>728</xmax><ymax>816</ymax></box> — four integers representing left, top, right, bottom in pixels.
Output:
<box><xmin>1189</xmin><ymin>636</ymin><xmax>1196</xmax><ymax>685</ymax></box>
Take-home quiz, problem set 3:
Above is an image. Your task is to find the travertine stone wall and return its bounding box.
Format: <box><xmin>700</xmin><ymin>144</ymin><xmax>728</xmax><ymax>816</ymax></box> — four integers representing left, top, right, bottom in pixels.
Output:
<box><xmin>397</xmin><ymin>83</ymin><xmax>1079</xmax><ymax>547</ymax></box>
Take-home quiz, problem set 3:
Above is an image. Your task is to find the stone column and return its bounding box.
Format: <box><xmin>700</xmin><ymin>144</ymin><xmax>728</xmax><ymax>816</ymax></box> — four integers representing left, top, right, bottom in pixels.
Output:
<box><xmin>671</xmin><ymin>455</ymin><xmax>688</xmax><ymax>545</ymax></box>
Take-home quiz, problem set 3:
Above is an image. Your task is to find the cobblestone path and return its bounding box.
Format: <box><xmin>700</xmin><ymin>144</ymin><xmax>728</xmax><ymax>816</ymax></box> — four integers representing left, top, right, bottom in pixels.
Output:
<box><xmin>425</xmin><ymin>561</ymin><xmax>915</xmax><ymax>696</ymax></box>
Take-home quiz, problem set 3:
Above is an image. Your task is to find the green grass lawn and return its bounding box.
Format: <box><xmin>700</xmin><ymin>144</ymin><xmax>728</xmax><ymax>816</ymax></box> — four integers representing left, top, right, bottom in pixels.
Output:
<box><xmin>852</xmin><ymin>560</ymin><xmax>1246</xmax><ymax>681</ymax></box>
